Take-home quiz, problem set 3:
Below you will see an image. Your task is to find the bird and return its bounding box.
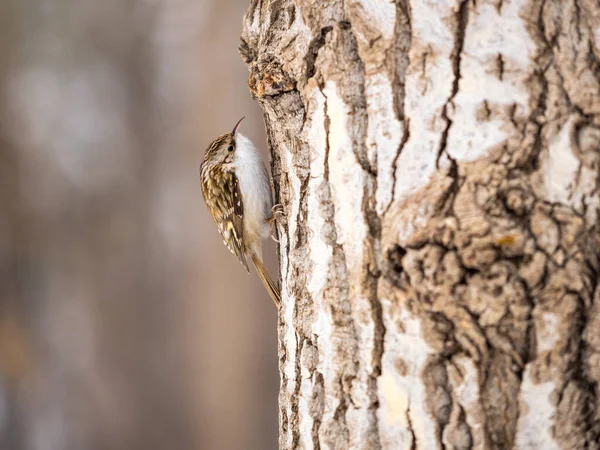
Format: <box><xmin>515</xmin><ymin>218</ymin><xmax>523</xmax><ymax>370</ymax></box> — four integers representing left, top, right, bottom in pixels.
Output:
<box><xmin>199</xmin><ymin>117</ymin><xmax>281</xmax><ymax>308</ymax></box>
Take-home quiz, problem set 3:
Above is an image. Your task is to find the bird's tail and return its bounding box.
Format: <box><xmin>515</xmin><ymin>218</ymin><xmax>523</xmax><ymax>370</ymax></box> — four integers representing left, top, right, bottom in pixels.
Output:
<box><xmin>251</xmin><ymin>254</ymin><xmax>281</xmax><ymax>309</ymax></box>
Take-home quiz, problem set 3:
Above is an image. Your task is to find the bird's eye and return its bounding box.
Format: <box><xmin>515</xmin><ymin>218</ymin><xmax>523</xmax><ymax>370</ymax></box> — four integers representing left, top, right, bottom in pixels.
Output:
<box><xmin>228</xmin><ymin>145</ymin><xmax>234</xmax><ymax>152</ymax></box>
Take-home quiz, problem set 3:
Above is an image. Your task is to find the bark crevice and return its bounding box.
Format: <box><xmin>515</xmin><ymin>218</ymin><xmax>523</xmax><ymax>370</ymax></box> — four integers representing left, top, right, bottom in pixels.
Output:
<box><xmin>436</xmin><ymin>0</ymin><xmax>469</xmax><ymax>170</ymax></box>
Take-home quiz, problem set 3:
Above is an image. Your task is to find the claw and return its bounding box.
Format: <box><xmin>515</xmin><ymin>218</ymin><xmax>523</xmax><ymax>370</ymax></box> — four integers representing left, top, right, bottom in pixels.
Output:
<box><xmin>272</xmin><ymin>203</ymin><xmax>284</xmax><ymax>218</ymax></box>
<box><xmin>269</xmin><ymin>216</ymin><xmax>280</xmax><ymax>242</ymax></box>
<box><xmin>268</xmin><ymin>204</ymin><xmax>284</xmax><ymax>242</ymax></box>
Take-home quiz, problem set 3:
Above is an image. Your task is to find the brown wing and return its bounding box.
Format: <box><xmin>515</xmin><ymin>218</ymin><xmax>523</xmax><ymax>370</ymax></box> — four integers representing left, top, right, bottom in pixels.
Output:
<box><xmin>227</xmin><ymin>173</ymin><xmax>249</xmax><ymax>272</ymax></box>
<box><xmin>200</xmin><ymin>167</ymin><xmax>249</xmax><ymax>273</ymax></box>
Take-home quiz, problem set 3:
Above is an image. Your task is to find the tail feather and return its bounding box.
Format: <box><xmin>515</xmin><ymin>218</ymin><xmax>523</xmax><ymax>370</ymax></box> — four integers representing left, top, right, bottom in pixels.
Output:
<box><xmin>251</xmin><ymin>255</ymin><xmax>281</xmax><ymax>309</ymax></box>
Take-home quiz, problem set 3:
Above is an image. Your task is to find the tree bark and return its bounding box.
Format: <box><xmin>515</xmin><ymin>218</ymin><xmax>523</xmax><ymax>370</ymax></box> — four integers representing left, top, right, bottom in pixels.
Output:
<box><xmin>241</xmin><ymin>0</ymin><xmax>600</xmax><ymax>449</ymax></box>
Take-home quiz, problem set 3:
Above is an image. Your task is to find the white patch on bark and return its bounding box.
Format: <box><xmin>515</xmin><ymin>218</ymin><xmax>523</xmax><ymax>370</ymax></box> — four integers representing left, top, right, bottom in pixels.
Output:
<box><xmin>515</xmin><ymin>370</ymin><xmax>559</xmax><ymax>450</ymax></box>
<box><xmin>447</xmin><ymin>1</ymin><xmax>534</xmax><ymax>161</ymax></box>
<box><xmin>280</xmin><ymin>145</ymin><xmax>302</xmax><ymax>449</ymax></box>
<box><xmin>393</xmin><ymin>0</ymin><xmax>456</xmax><ymax>203</ymax></box>
<box><xmin>378</xmin><ymin>303</ymin><xmax>438</xmax><ymax>449</ymax></box>
<box><xmin>280</xmin><ymin>144</ymin><xmax>301</xmax><ymax>292</ymax></box>
<box><xmin>379</xmin><ymin>373</ymin><xmax>411</xmax><ymax>450</ymax></box>
<box><xmin>323</xmin><ymin>80</ymin><xmax>377</xmax><ymax>446</ymax></box>
<box><xmin>283</xmin><ymin>4</ymin><xmax>312</xmax><ymax>81</ymax></box>
<box><xmin>536</xmin><ymin>312</ymin><xmax>559</xmax><ymax>354</ymax></box>
<box><xmin>346</xmin><ymin>1</ymin><xmax>403</xmax><ymax>215</ymax></box>
<box><xmin>351</xmin><ymin>0</ymin><xmax>396</xmax><ymax>40</ymax></box>
<box><xmin>411</xmin><ymin>0</ymin><xmax>459</xmax><ymax>46</ymax></box>
<box><xmin>323</xmin><ymin>81</ymin><xmax>367</xmax><ymax>277</ymax></box>
<box><xmin>306</xmin><ymin>87</ymin><xmax>332</xmax><ymax>299</ymax></box>
<box><xmin>304</xmin><ymin>85</ymin><xmax>336</xmax><ymax>447</ymax></box>
<box><xmin>249</xmin><ymin>3</ymin><xmax>260</xmax><ymax>35</ymax></box>
<box><xmin>299</xmin><ymin>365</ymin><xmax>315</xmax><ymax>450</ymax></box>
<box><xmin>533</xmin><ymin>116</ymin><xmax>599</xmax><ymax>223</ymax></box>
<box><xmin>362</xmin><ymin>73</ymin><xmax>403</xmax><ymax>215</ymax></box>
<box><xmin>447</xmin><ymin>357</ymin><xmax>487</xmax><ymax>450</ymax></box>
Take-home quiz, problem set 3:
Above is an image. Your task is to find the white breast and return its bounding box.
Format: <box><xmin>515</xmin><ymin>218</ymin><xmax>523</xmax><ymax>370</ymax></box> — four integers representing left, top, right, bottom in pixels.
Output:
<box><xmin>233</xmin><ymin>133</ymin><xmax>273</xmax><ymax>248</ymax></box>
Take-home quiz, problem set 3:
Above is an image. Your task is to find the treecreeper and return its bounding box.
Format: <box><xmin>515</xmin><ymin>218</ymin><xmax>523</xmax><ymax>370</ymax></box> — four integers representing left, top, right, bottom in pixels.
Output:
<box><xmin>200</xmin><ymin>117</ymin><xmax>282</xmax><ymax>308</ymax></box>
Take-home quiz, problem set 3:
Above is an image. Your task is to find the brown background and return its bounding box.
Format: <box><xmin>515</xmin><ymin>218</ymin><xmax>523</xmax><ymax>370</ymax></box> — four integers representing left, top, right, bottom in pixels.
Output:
<box><xmin>0</xmin><ymin>1</ymin><xmax>279</xmax><ymax>449</ymax></box>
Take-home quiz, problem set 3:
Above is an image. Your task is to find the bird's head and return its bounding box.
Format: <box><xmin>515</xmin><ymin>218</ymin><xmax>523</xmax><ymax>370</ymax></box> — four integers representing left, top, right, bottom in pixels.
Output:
<box><xmin>202</xmin><ymin>116</ymin><xmax>245</xmax><ymax>167</ymax></box>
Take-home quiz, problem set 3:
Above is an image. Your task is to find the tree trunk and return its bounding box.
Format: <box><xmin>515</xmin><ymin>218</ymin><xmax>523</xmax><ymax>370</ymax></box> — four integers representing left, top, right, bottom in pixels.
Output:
<box><xmin>241</xmin><ymin>0</ymin><xmax>600</xmax><ymax>448</ymax></box>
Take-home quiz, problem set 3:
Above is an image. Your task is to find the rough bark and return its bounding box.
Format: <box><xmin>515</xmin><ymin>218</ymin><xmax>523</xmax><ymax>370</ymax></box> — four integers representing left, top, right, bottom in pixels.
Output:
<box><xmin>241</xmin><ymin>0</ymin><xmax>600</xmax><ymax>449</ymax></box>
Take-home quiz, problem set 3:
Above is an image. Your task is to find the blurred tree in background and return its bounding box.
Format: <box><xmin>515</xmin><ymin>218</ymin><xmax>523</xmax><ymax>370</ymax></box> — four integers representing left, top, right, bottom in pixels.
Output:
<box><xmin>0</xmin><ymin>1</ymin><xmax>278</xmax><ymax>449</ymax></box>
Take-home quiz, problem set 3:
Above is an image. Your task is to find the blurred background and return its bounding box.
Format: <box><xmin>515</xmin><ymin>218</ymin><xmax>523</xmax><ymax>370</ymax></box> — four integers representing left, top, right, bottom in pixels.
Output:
<box><xmin>0</xmin><ymin>1</ymin><xmax>279</xmax><ymax>449</ymax></box>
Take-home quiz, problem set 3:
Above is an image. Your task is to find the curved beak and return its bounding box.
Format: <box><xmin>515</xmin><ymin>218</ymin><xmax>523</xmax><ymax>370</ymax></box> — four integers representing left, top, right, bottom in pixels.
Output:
<box><xmin>232</xmin><ymin>116</ymin><xmax>245</xmax><ymax>136</ymax></box>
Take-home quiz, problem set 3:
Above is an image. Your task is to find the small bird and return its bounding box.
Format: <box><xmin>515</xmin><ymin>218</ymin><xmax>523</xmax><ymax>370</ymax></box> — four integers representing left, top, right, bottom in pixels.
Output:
<box><xmin>200</xmin><ymin>117</ymin><xmax>281</xmax><ymax>308</ymax></box>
